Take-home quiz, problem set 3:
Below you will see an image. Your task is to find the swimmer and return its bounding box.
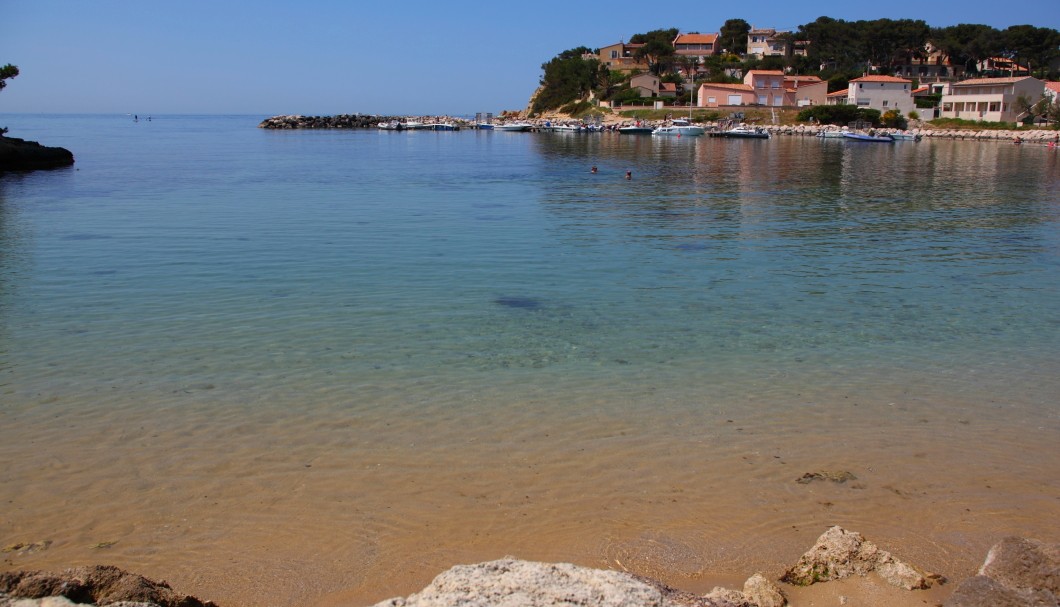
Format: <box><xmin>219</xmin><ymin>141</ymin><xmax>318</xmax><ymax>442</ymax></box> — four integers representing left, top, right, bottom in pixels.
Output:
<box><xmin>625</xmin><ymin>170</ymin><xmax>632</xmax><ymax>180</ymax></box>
<box><xmin>591</xmin><ymin>166</ymin><xmax>598</xmax><ymax>173</ymax></box>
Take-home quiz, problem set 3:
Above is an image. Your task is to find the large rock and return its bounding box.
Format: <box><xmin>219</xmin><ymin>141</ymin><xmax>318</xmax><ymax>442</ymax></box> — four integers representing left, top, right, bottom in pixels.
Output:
<box><xmin>742</xmin><ymin>573</ymin><xmax>785</xmax><ymax>607</ymax></box>
<box><xmin>371</xmin><ymin>558</ymin><xmax>740</xmax><ymax>607</ymax></box>
<box><xmin>0</xmin><ymin>565</ymin><xmax>216</xmax><ymax>607</ymax></box>
<box><xmin>945</xmin><ymin>537</ymin><xmax>1059</xmax><ymax>607</ymax></box>
<box><xmin>781</xmin><ymin>526</ymin><xmax>936</xmax><ymax>590</ymax></box>
<box><xmin>0</xmin><ymin>136</ymin><xmax>74</xmax><ymax>171</ymax></box>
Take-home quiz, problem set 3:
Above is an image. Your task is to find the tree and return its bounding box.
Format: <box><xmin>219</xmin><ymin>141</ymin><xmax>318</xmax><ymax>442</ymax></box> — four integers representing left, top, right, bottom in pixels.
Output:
<box><xmin>630</xmin><ymin>28</ymin><xmax>678</xmax><ymax>76</ymax></box>
<box><xmin>719</xmin><ymin>19</ymin><xmax>750</xmax><ymax>55</ymax></box>
<box><xmin>533</xmin><ymin>49</ymin><xmax>601</xmax><ymax>113</ymax></box>
<box><xmin>0</xmin><ymin>64</ymin><xmax>18</xmax><ymax>92</ymax></box>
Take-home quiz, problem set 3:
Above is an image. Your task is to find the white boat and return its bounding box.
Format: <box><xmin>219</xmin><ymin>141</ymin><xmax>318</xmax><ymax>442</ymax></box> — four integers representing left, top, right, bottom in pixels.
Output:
<box><xmin>403</xmin><ymin>121</ymin><xmax>428</xmax><ymax>130</ymax></box>
<box><xmin>889</xmin><ymin>131</ymin><xmax>921</xmax><ymax>141</ymax></box>
<box><xmin>377</xmin><ymin>121</ymin><xmax>402</xmax><ymax>130</ymax></box>
<box><xmin>816</xmin><ymin>129</ymin><xmax>848</xmax><ymax>139</ymax></box>
<box><xmin>653</xmin><ymin>119</ymin><xmax>705</xmax><ymax>136</ymax></box>
<box><xmin>552</xmin><ymin>124</ymin><xmax>585</xmax><ymax>133</ymax></box>
<box><xmin>495</xmin><ymin>123</ymin><xmax>533</xmax><ymax>132</ymax></box>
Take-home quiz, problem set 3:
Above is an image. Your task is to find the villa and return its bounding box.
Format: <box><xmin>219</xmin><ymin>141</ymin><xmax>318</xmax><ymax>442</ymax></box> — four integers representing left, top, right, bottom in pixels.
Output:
<box><xmin>939</xmin><ymin>76</ymin><xmax>1046</xmax><ymax>123</ymax></box>
<box><xmin>847</xmin><ymin>75</ymin><xmax>914</xmax><ymax>115</ymax></box>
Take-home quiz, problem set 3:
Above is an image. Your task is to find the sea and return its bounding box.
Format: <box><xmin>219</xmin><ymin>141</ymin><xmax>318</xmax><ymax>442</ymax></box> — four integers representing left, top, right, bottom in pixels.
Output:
<box><xmin>1</xmin><ymin>114</ymin><xmax>1058</xmax><ymax>606</ymax></box>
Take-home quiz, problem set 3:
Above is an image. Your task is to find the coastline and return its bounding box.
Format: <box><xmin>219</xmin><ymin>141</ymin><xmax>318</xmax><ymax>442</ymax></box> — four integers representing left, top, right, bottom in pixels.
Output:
<box><xmin>257</xmin><ymin>112</ymin><xmax>1060</xmax><ymax>143</ymax></box>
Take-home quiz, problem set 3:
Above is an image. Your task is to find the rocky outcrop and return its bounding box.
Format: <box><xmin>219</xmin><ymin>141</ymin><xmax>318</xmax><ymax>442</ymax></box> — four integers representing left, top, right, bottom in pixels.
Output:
<box><xmin>0</xmin><ymin>565</ymin><xmax>216</xmax><ymax>607</ymax></box>
<box><xmin>0</xmin><ymin>135</ymin><xmax>74</xmax><ymax>171</ymax></box>
<box><xmin>945</xmin><ymin>537</ymin><xmax>1059</xmax><ymax>607</ymax></box>
<box><xmin>370</xmin><ymin>558</ymin><xmax>759</xmax><ymax>607</ymax></box>
<box><xmin>781</xmin><ymin>526</ymin><xmax>939</xmax><ymax>590</ymax></box>
<box><xmin>258</xmin><ymin>114</ymin><xmax>402</xmax><ymax>129</ymax></box>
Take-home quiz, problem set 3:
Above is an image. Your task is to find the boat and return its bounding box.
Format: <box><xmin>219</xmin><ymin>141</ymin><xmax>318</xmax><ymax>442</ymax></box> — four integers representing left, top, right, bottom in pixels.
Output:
<box><xmin>889</xmin><ymin>131</ymin><xmax>921</xmax><ymax>141</ymax></box>
<box><xmin>653</xmin><ymin>72</ymin><xmax>705</xmax><ymax>136</ymax></box>
<box><xmin>494</xmin><ymin>123</ymin><xmax>533</xmax><ymax>132</ymax></box>
<box><xmin>377</xmin><ymin>121</ymin><xmax>403</xmax><ymax>130</ymax></box>
<box><xmin>403</xmin><ymin>121</ymin><xmax>428</xmax><ymax>130</ymax></box>
<box><xmin>552</xmin><ymin>124</ymin><xmax>586</xmax><ymax>133</ymax></box>
<box><xmin>715</xmin><ymin>125</ymin><xmax>770</xmax><ymax>139</ymax></box>
<box><xmin>653</xmin><ymin>119</ymin><xmax>705</xmax><ymax>137</ymax></box>
<box><xmin>618</xmin><ymin>122</ymin><xmax>654</xmax><ymax>134</ymax></box>
<box><xmin>842</xmin><ymin>132</ymin><xmax>895</xmax><ymax>143</ymax></box>
<box><xmin>816</xmin><ymin>128</ymin><xmax>848</xmax><ymax>139</ymax></box>
<box><xmin>476</xmin><ymin>123</ymin><xmax>494</xmax><ymax>130</ymax></box>
<box><xmin>427</xmin><ymin>123</ymin><xmax>460</xmax><ymax>131</ymax></box>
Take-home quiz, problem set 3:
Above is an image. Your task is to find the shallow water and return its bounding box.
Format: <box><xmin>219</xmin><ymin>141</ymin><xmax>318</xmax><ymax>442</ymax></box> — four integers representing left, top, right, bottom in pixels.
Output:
<box><xmin>1</xmin><ymin>115</ymin><xmax>1058</xmax><ymax>606</ymax></box>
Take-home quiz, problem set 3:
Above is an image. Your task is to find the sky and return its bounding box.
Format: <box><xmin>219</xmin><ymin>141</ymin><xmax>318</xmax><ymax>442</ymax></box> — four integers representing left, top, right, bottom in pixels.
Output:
<box><xmin>2</xmin><ymin>0</ymin><xmax>1058</xmax><ymax>116</ymax></box>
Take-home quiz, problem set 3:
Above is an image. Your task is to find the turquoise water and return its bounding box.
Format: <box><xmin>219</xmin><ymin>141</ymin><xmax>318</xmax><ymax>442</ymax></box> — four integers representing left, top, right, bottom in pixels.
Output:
<box><xmin>1</xmin><ymin>115</ymin><xmax>1059</xmax><ymax>606</ymax></box>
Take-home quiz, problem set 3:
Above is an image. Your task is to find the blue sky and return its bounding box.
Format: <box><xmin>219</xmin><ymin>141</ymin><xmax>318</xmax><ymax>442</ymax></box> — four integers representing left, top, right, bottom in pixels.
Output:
<box><xmin>3</xmin><ymin>0</ymin><xmax>1057</xmax><ymax>116</ymax></box>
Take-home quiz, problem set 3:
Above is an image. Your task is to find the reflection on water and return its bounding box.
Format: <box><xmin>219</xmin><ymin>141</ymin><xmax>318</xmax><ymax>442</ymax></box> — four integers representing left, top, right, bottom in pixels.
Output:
<box><xmin>0</xmin><ymin>118</ymin><xmax>1058</xmax><ymax>607</ymax></box>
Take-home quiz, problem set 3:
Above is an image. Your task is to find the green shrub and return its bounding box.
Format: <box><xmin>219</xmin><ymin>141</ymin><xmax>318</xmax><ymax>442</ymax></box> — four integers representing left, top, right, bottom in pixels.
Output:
<box><xmin>797</xmin><ymin>104</ymin><xmax>881</xmax><ymax>126</ymax></box>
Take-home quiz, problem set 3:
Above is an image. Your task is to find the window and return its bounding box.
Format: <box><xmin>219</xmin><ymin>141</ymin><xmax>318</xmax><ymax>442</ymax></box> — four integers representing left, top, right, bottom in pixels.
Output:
<box><xmin>883</xmin><ymin>100</ymin><xmax>889</xmax><ymax>107</ymax></box>
<box><xmin>610</xmin><ymin>50</ymin><xmax>618</xmax><ymax>59</ymax></box>
<box><xmin>707</xmin><ymin>96</ymin><xmax>716</xmax><ymax>104</ymax></box>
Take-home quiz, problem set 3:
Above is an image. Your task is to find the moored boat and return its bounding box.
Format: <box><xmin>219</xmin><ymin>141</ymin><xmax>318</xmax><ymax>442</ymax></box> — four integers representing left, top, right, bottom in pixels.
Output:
<box><xmin>495</xmin><ymin>123</ymin><xmax>533</xmax><ymax>132</ymax></box>
<box><xmin>715</xmin><ymin>125</ymin><xmax>770</xmax><ymax>139</ymax></box>
<box><xmin>842</xmin><ymin>132</ymin><xmax>895</xmax><ymax>143</ymax></box>
<box><xmin>652</xmin><ymin>119</ymin><xmax>705</xmax><ymax>137</ymax></box>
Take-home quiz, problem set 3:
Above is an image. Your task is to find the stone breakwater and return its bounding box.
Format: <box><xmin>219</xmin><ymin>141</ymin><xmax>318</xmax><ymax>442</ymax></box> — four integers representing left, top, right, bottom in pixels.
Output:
<box><xmin>756</xmin><ymin>124</ymin><xmax>1060</xmax><ymax>142</ymax></box>
<box><xmin>258</xmin><ymin>115</ymin><xmax>470</xmax><ymax>129</ymax></box>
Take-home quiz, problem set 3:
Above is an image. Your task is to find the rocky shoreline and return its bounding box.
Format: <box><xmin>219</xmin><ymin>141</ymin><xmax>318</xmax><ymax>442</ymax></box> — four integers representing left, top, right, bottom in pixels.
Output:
<box><xmin>0</xmin><ymin>135</ymin><xmax>75</xmax><ymax>172</ymax></box>
<box><xmin>3</xmin><ymin>528</ymin><xmax>1055</xmax><ymax>607</ymax></box>
<box><xmin>257</xmin><ymin>113</ymin><xmax>1059</xmax><ymax>144</ymax></box>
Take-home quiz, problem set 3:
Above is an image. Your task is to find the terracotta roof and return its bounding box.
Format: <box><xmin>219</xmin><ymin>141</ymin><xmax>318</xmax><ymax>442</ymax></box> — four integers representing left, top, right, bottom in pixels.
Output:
<box><xmin>1046</xmin><ymin>81</ymin><xmax>1060</xmax><ymax>93</ymax></box>
<box><xmin>674</xmin><ymin>33</ymin><xmax>718</xmax><ymax>44</ymax></box>
<box><xmin>785</xmin><ymin>76</ymin><xmax>824</xmax><ymax>88</ymax></box>
<box><xmin>698</xmin><ymin>82</ymin><xmax>753</xmax><ymax>92</ymax></box>
<box><xmin>952</xmin><ymin>76</ymin><xmax>1035</xmax><ymax>86</ymax></box>
<box><xmin>849</xmin><ymin>75</ymin><xmax>912</xmax><ymax>83</ymax></box>
<box><xmin>827</xmin><ymin>89</ymin><xmax>849</xmax><ymax>97</ymax></box>
<box><xmin>746</xmin><ymin>70</ymin><xmax>785</xmax><ymax>76</ymax></box>
<box><xmin>911</xmin><ymin>86</ymin><xmax>930</xmax><ymax>94</ymax></box>
<box><xmin>660</xmin><ymin>83</ymin><xmax>678</xmax><ymax>92</ymax></box>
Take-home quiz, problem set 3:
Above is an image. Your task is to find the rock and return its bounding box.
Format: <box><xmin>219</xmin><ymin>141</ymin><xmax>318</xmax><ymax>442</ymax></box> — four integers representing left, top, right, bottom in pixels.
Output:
<box><xmin>944</xmin><ymin>575</ymin><xmax>1056</xmax><ymax>607</ymax></box>
<box><xmin>743</xmin><ymin>573</ymin><xmax>785</xmax><ymax>607</ymax></box>
<box><xmin>0</xmin><ymin>565</ymin><xmax>217</xmax><ymax>607</ymax></box>
<box><xmin>370</xmin><ymin>557</ymin><xmax>737</xmax><ymax>607</ymax></box>
<box><xmin>703</xmin><ymin>587</ymin><xmax>751</xmax><ymax>606</ymax></box>
<box><xmin>979</xmin><ymin>537</ymin><xmax>1059</xmax><ymax>596</ymax></box>
<box><xmin>781</xmin><ymin>526</ymin><xmax>935</xmax><ymax>590</ymax></box>
<box><xmin>795</xmin><ymin>471</ymin><xmax>857</xmax><ymax>484</ymax></box>
<box><xmin>0</xmin><ymin>136</ymin><xmax>74</xmax><ymax>171</ymax></box>
<box><xmin>945</xmin><ymin>537</ymin><xmax>1059</xmax><ymax>607</ymax></box>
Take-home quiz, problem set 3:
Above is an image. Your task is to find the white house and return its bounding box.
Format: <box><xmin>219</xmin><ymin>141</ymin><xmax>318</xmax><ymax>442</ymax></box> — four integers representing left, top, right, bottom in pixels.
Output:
<box><xmin>939</xmin><ymin>76</ymin><xmax>1045</xmax><ymax>123</ymax></box>
<box><xmin>847</xmin><ymin>75</ymin><xmax>914</xmax><ymax>115</ymax></box>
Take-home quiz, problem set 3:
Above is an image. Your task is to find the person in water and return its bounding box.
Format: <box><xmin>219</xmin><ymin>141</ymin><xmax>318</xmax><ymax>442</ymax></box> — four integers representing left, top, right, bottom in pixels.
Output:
<box><xmin>591</xmin><ymin>166</ymin><xmax>598</xmax><ymax>173</ymax></box>
<box><xmin>625</xmin><ymin>170</ymin><xmax>632</xmax><ymax>180</ymax></box>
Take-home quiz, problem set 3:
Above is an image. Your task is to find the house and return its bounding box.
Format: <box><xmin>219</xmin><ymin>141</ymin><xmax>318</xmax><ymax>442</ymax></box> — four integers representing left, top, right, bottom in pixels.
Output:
<box><xmin>659</xmin><ymin>82</ymin><xmax>678</xmax><ymax>98</ymax></box>
<box><xmin>696</xmin><ymin>82</ymin><xmax>754</xmax><ymax>107</ymax></box>
<box><xmin>976</xmin><ymin>57</ymin><xmax>1029</xmax><ymax>77</ymax></box>
<box><xmin>783</xmin><ymin>75</ymin><xmax>827</xmax><ymax>107</ymax></box>
<box><xmin>629</xmin><ymin>73</ymin><xmax>660</xmax><ymax>97</ymax></box>
<box><xmin>826</xmin><ymin>89</ymin><xmax>849</xmax><ymax>106</ymax></box>
<box><xmin>673</xmin><ymin>32</ymin><xmax>718</xmax><ymax>63</ymax></box>
<box><xmin>744</xmin><ymin>70</ymin><xmax>786</xmax><ymax>106</ymax></box>
<box><xmin>939</xmin><ymin>76</ymin><xmax>1045</xmax><ymax>122</ymax></box>
<box><xmin>1043</xmin><ymin>81</ymin><xmax>1060</xmax><ymax>103</ymax></box>
<box><xmin>597</xmin><ymin>42</ymin><xmax>649</xmax><ymax>73</ymax></box>
<box><xmin>747</xmin><ymin>28</ymin><xmax>791</xmax><ymax>58</ymax></box>
<box><xmin>847</xmin><ymin>75</ymin><xmax>914</xmax><ymax>115</ymax></box>
<box><xmin>892</xmin><ymin>44</ymin><xmax>964</xmax><ymax>83</ymax></box>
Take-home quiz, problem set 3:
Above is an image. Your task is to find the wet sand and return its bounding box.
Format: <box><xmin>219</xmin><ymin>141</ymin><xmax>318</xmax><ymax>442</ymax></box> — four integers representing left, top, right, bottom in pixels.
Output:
<box><xmin>2</xmin><ymin>368</ymin><xmax>1058</xmax><ymax>606</ymax></box>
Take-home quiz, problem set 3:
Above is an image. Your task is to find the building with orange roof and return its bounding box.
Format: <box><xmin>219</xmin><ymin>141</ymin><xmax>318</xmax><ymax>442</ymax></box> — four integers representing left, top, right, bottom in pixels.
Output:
<box><xmin>1043</xmin><ymin>81</ymin><xmax>1060</xmax><ymax>103</ymax></box>
<box><xmin>783</xmin><ymin>75</ymin><xmax>827</xmax><ymax>107</ymax></box>
<box><xmin>826</xmin><ymin>89</ymin><xmax>849</xmax><ymax>106</ymax></box>
<box><xmin>673</xmin><ymin>32</ymin><xmax>719</xmax><ymax>57</ymax></box>
<box><xmin>848</xmin><ymin>75</ymin><xmax>914</xmax><ymax>115</ymax></box>
<box><xmin>744</xmin><ymin>70</ymin><xmax>786</xmax><ymax>106</ymax></box>
<box><xmin>940</xmin><ymin>76</ymin><xmax>1045</xmax><ymax>123</ymax></box>
<box><xmin>696</xmin><ymin>82</ymin><xmax>754</xmax><ymax>108</ymax></box>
